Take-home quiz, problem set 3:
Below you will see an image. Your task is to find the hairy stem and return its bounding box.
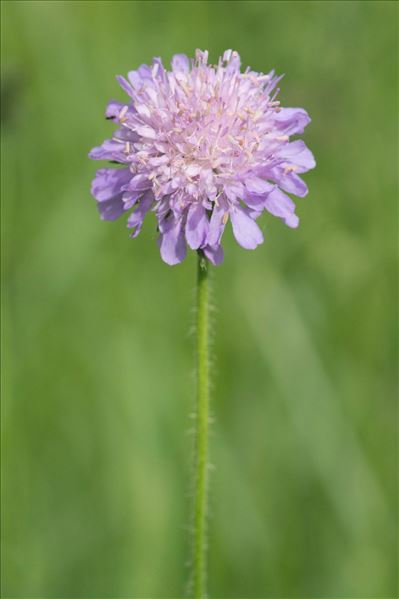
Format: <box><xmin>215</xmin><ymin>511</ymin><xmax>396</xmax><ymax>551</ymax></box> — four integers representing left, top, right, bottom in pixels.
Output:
<box><xmin>192</xmin><ymin>252</ymin><xmax>210</xmax><ymax>598</ymax></box>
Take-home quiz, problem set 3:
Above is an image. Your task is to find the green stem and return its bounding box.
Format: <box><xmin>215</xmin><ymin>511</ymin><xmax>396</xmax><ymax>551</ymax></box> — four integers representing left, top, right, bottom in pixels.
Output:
<box><xmin>193</xmin><ymin>252</ymin><xmax>210</xmax><ymax>598</ymax></box>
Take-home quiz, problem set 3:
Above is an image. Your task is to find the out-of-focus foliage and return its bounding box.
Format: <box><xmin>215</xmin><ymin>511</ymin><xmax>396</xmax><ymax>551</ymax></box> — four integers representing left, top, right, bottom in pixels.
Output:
<box><xmin>1</xmin><ymin>1</ymin><xmax>397</xmax><ymax>597</ymax></box>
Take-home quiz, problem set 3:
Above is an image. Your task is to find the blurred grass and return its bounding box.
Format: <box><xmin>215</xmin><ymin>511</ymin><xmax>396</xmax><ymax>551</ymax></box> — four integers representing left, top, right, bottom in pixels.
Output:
<box><xmin>1</xmin><ymin>1</ymin><xmax>398</xmax><ymax>598</ymax></box>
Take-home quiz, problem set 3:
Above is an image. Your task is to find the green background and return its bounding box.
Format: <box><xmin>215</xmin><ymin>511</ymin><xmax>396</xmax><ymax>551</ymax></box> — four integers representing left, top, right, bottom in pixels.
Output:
<box><xmin>1</xmin><ymin>1</ymin><xmax>397</xmax><ymax>597</ymax></box>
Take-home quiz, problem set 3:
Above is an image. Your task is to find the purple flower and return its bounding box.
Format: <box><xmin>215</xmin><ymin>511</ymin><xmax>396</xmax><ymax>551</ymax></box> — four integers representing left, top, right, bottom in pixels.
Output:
<box><xmin>89</xmin><ymin>49</ymin><xmax>315</xmax><ymax>265</ymax></box>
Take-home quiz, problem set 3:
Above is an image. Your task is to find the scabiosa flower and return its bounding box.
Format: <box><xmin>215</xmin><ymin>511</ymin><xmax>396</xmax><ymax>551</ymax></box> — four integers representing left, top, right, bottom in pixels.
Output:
<box><xmin>89</xmin><ymin>49</ymin><xmax>315</xmax><ymax>265</ymax></box>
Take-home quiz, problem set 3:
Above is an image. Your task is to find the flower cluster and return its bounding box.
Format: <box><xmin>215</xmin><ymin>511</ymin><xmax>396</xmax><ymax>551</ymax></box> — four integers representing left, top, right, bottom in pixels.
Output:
<box><xmin>89</xmin><ymin>49</ymin><xmax>315</xmax><ymax>265</ymax></box>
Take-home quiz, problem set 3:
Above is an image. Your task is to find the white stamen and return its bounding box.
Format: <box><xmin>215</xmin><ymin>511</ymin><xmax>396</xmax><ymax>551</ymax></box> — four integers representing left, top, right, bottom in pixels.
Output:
<box><xmin>284</xmin><ymin>165</ymin><xmax>299</xmax><ymax>174</ymax></box>
<box><xmin>119</xmin><ymin>105</ymin><xmax>129</xmax><ymax>121</ymax></box>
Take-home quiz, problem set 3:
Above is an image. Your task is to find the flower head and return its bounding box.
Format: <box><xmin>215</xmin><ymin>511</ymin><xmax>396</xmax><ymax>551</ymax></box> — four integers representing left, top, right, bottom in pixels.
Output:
<box><xmin>89</xmin><ymin>49</ymin><xmax>315</xmax><ymax>265</ymax></box>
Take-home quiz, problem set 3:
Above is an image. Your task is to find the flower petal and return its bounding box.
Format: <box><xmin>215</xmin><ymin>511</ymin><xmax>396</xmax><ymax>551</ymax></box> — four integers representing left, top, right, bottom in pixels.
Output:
<box><xmin>224</xmin><ymin>49</ymin><xmax>241</xmax><ymax>73</ymax></box>
<box><xmin>265</xmin><ymin>187</ymin><xmax>299</xmax><ymax>228</ymax></box>
<box><xmin>171</xmin><ymin>54</ymin><xmax>190</xmax><ymax>74</ymax></box>
<box><xmin>203</xmin><ymin>244</ymin><xmax>224</xmax><ymax>266</ymax></box>
<box><xmin>97</xmin><ymin>195</ymin><xmax>125</xmax><ymax>221</ymax></box>
<box><xmin>127</xmin><ymin>191</ymin><xmax>154</xmax><ymax>238</ymax></box>
<box><xmin>88</xmin><ymin>139</ymin><xmax>127</xmax><ymax>162</ymax></box>
<box><xmin>272</xmin><ymin>108</ymin><xmax>311</xmax><ymax>135</ymax></box>
<box><xmin>91</xmin><ymin>168</ymin><xmax>131</xmax><ymax>202</ymax></box>
<box><xmin>185</xmin><ymin>204</ymin><xmax>209</xmax><ymax>250</ymax></box>
<box><xmin>244</xmin><ymin>193</ymin><xmax>269</xmax><ymax>210</ymax></box>
<box><xmin>223</xmin><ymin>181</ymin><xmax>244</xmax><ymax>202</ymax></box>
<box><xmin>158</xmin><ymin>216</ymin><xmax>187</xmax><ymax>265</ymax></box>
<box><xmin>230</xmin><ymin>206</ymin><xmax>264</xmax><ymax>250</ymax></box>
<box><xmin>135</xmin><ymin>125</ymin><xmax>157</xmax><ymax>140</ymax></box>
<box><xmin>116</xmin><ymin>75</ymin><xmax>134</xmax><ymax>98</ymax></box>
<box><xmin>208</xmin><ymin>201</ymin><xmax>228</xmax><ymax>246</ymax></box>
<box><xmin>245</xmin><ymin>177</ymin><xmax>273</xmax><ymax>196</ymax></box>
<box><xmin>124</xmin><ymin>174</ymin><xmax>151</xmax><ymax>193</ymax></box>
<box><xmin>279</xmin><ymin>172</ymin><xmax>308</xmax><ymax>197</ymax></box>
<box><xmin>128</xmin><ymin>64</ymin><xmax>152</xmax><ymax>89</ymax></box>
<box><xmin>277</xmin><ymin>140</ymin><xmax>316</xmax><ymax>172</ymax></box>
<box><xmin>122</xmin><ymin>190</ymin><xmax>143</xmax><ymax>210</ymax></box>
